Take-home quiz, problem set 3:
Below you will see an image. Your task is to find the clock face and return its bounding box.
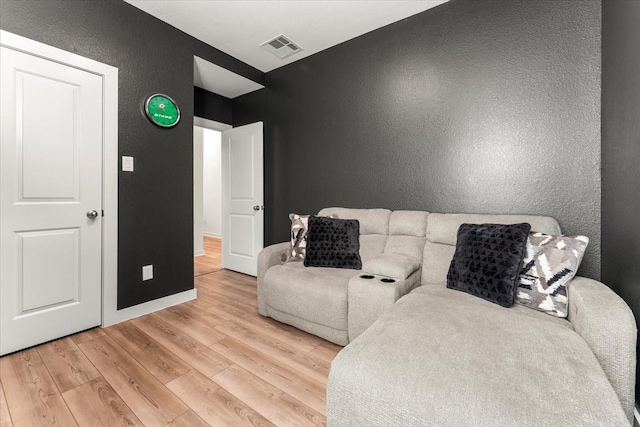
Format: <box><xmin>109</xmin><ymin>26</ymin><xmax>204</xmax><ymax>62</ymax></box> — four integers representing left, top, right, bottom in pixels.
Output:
<box><xmin>145</xmin><ymin>94</ymin><xmax>180</xmax><ymax>127</ymax></box>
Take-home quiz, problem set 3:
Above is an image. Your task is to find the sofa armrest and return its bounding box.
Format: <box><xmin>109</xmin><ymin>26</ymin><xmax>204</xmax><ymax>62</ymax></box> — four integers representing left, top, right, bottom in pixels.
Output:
<box><xmin>362</xmin><ymin>253</ymin><xmax>421</xmax><ymax>280</ymax></box>
<box><xmin>257</xmin><ymin>242</ymin><xmax>290</xmax><ymax>316</ymax></box>
<box><xmin>568</xmin><ymin>276</ymin><xmax>637</xmax><ymax>424</ymax></box>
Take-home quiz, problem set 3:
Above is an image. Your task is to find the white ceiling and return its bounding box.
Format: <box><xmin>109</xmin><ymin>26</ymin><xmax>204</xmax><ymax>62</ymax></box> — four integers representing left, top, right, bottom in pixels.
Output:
<box><xmin>125</xmin><ymin>1</ymin><xmax>449</xmax><ymax>73</ymax></box>
<box><xmin>194</xmin><ymin>56</ymin><xmax>264</xmax><ymax>98</ymax></box>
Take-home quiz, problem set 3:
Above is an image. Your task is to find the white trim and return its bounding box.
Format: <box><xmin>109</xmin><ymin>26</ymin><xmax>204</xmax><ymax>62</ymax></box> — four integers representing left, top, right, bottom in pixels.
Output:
<box><xmin>633</xmin><ymin>405</ymin><xmax>639</xmax><ymax>427</ymax></box>
<box><xmin>194</xmin><ymin>250</ymin><xmax>206</xmax><ymax>257</ymax></box>
<box><xmin>101</xmin><ymin>53</ymin><xmax>119</xmax><ymax>328</ymax></box>
<box><xmin>194</xmin><ymin>116</ymin><xmax>232</xmax><ymax>132</ymax></box>
<box><xmin>1</xmin><ymin>31</ymin><xmax>112</xmax><ymax>75</ymax></box>
<box><xmin>0</xmin><ymin>31</ymin><xmax>120</xmax><ymax>329</ymax></box>
<box><xmin>203</xmin><ymin>232</ymin><xmax>222</xmax><ymax>239</ymax></box>
<box><xmin>102</xmin><ymin>289</ymin><xmax>197</xmax><ymax>327</ymax></box>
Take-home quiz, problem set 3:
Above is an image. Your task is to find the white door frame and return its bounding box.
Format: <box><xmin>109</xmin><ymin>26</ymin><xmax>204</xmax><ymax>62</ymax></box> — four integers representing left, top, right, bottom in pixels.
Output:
<box><xmin>194</xmin><ymin>116</ymin><xmax>232</xmax><ymax>133</ymax></box>
<box><xmin>0</xmin><ymin>31</ymin><xmax>120</xmax><ymax>327</ymax></box>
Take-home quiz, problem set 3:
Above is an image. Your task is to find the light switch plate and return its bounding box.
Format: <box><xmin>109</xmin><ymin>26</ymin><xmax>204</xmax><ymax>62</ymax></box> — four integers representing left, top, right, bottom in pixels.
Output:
<box><xmin>122</xmin><ymin>156</ymin><xmax>134</xmax><ymax>172</ymax></box>
<box><xmin>142</xmin><ymin>264</ymin><xmax>153</xmax><ymax>281</ymax></box>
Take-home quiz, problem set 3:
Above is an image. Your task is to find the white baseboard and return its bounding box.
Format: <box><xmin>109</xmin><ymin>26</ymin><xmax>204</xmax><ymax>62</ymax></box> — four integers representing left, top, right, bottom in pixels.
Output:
<box><xmin>203</xmin><ymin>232</ymin><xmax>221</xmax><ymax>238</ymax></box>
<box><xmin>194</xmin><ymin>249</ymin><xmax>205</xmax><ymax>257</ymax></box>
<box><xmin>102</xmin><ymin>288</ymin><xmax>197</xmax><ymax>327</ymax></box>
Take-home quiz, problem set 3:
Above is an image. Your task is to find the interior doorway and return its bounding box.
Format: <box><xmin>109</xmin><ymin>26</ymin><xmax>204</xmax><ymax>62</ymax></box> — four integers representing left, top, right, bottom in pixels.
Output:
<box><xmin>193</xmin><ymin>117</ymin><xmax>264</xmax><ymax>278</ymax></box>
<box><xmin>194</xmin><ymin>124</ymin><xmax>224</xmax><ymax>276</ymax></box>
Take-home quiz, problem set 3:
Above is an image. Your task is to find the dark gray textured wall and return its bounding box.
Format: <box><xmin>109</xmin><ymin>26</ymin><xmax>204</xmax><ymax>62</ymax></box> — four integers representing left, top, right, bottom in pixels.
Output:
<box><xmin>602</xmin><ymin>0</ymin><xmax>640</xmax><ymax>396</ymax></box>
<box><xmin>194</xmin><ymin>87</ymin><xmax>232</xmax><ymax>124</ymax></box>
<box><xmin>0</xmin><ymin>0</ymin><xmax>262</xmax><ymax>309</ymax></box>
<box><xmin>234</xmin><ymin>0</ymin><xmax>602</xmax><ymax>279</ymax></box>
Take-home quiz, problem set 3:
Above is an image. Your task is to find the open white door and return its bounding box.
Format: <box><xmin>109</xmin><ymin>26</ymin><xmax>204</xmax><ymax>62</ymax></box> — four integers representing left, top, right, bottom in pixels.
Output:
<box><xmin>221</xmin><ymin>122</ymin><xmax>263</xmax><ymax>276</ymax></box>
<box><xmin>0</xmin><ymin>46</ymin><xmax>103</xmax><ymax>355</ymax></box>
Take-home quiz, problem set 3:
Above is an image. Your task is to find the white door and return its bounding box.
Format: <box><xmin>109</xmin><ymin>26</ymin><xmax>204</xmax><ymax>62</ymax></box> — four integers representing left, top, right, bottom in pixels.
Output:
<box><xmin>0</xmin><ymin>46</ymin><xmax>103</xmax><ymax>355</ymax></box>
<box><xmin>221</xmin><ymin>122</ymin><xmax>263</xmax><ymax>276</ymax></box>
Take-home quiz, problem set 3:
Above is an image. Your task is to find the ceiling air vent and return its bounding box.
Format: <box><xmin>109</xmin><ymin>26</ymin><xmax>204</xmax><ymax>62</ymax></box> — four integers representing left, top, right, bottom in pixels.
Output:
<box><xmin>260</xmin><ymin>35</ymin><xmax>302</xmax><ymax>60</ymax></box>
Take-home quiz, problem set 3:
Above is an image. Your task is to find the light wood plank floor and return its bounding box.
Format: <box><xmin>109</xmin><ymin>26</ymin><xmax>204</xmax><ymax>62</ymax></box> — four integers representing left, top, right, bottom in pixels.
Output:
<box><xmin>194</xmin><ymin>236</ymin><xmax>222</xmax><ymax>277</ymax></box>
<box><xmin>0</xmin><ymin>269</ymin><xmax>342</xmax><ymax>427</ymax></box>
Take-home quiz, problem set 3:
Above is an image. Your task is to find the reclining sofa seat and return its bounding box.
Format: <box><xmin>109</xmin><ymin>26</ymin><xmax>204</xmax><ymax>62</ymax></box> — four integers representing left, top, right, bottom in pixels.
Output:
<box><xmin>257</xmin><ymin>208</ymin><xmax>636</xmax><ymax>426</ymax></box>
<box><xmin>259</xmin><ymin>208</ymin><xmax>395</xmax><ymax>345</ymax></box>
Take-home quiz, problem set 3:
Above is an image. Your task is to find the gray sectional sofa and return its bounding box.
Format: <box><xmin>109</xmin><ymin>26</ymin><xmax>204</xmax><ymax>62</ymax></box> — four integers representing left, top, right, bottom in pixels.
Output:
<box><xmin>257</xmin><ymin>208</ymin><xmax>636</xmax><ymax>426</ymax></box>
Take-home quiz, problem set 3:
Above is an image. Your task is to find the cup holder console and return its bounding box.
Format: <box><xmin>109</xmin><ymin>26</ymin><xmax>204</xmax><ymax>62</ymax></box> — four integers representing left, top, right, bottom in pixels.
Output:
<box><xmin>359</xmin><ymin>275</ymin><xmax>395</xmax><ymax>283</ymax></box>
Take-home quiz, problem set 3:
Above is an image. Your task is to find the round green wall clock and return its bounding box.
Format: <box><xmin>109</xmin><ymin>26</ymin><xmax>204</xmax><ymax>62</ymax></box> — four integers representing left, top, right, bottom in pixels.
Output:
<box><xmin>144</xmin><ymin>93</ymin><xmax>180</xmax><ymax>128</ymax></box>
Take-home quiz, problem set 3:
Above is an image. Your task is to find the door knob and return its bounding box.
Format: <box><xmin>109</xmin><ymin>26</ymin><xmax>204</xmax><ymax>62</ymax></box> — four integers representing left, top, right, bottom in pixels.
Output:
<box><xmin>87</xmin><ymin>210</ymin><xmax>99</xmax><ymax>219</ymax></box>
<box><xmin>253</xmin><ymin>205</ymin><xmax>260</xmax><ymax>211</ymax></box>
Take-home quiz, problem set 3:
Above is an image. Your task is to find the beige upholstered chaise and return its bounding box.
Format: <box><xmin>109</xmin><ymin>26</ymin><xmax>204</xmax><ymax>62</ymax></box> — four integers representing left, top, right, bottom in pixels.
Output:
<box><xmin>257</xmin><ymin>208</ymin><xmax>636</xmax><ymax>426</ymax></box>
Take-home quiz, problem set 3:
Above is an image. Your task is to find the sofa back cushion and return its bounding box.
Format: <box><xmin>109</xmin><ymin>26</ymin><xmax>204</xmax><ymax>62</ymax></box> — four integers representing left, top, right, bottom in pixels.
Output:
<box><xmin>384</xmin><ymin>210</ymin><xmax>429</xmax><ymax>261</ymax></box>
<box><xmin>318</xmin><ymin>208</ymin><xmax>391</xmax><ymax>262</ymax></box>
<box><xmin>422</xmin><ymin>213</ymin><xmax>561</xmax><ymax>286</ymax></box>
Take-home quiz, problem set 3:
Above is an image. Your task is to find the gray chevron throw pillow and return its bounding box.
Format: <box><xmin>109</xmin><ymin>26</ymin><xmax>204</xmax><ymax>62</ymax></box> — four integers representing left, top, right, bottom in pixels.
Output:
<box><xmin>287</xmin><ymin>213</ymin><xmax>310</xmax><ymax>261</ymax></box>
<box><xmin>516</xmin><ymin>233</ymin><xmax>589</xmax><ymax>317</ymax></box>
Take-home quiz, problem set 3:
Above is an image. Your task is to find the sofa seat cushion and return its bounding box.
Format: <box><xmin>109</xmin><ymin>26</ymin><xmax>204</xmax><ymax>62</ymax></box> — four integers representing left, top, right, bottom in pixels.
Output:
<box><xmin>263</xmin><ymin>262</ymin><xmax>357</xmax><ymax>331</ymax></box>
<box><xmin>410</xmin><ymin>285</ymin><xmax>573</xmax><ymax>329</ymax></box>
<box><xmin>328</xmin><ymin>286</ymin><xmax>628</xmax><ymax>427</ymax></box>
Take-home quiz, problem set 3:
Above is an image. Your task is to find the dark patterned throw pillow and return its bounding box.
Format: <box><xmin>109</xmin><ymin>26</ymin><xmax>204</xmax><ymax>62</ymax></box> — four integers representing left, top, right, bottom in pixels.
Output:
<box><xmin>304</xmin><ymin>216</ymin><xmax>362</xmax><ymax>269</ymax></box>
<box><xmin>447</xmin><ymin>223</ymin><xmax>531</xmax><ymax>307</ymax></box>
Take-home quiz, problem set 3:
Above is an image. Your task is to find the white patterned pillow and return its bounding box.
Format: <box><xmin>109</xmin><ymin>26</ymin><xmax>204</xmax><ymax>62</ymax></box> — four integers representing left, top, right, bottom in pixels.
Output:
<box><xmin>516</xmin><ymin>232</ymin><xmax>589</xmax><ymax>317</ymax></box>
<box><xmin>287</xmin><ymin>213</ymin><xmax>310</xmax><ymax>261</ymax></box>
<box><xmin>286</xmin><ymin>212</ymin><xmax>338</xmax><ymax>262</ymax></box>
